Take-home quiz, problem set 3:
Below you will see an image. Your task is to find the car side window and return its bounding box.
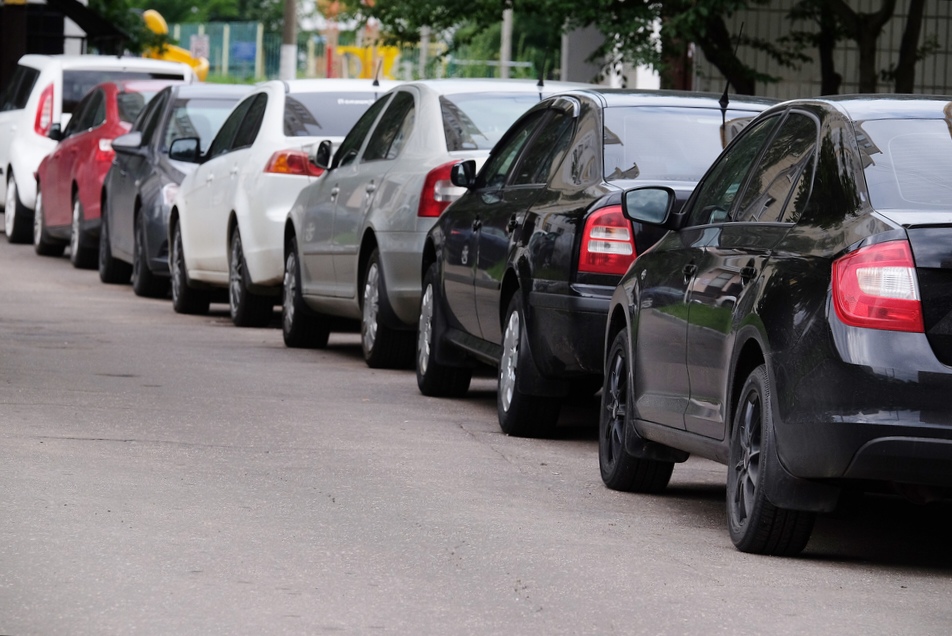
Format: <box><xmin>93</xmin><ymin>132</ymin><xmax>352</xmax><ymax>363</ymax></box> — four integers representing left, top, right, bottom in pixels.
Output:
<box><xmin>88</xmin><ymin>90</ymin><xmax>107</xmax><ymax>128</ymax></box>
<box><xmin>63</xmin><ymin>90</ymin><xmax>96</xmax><ymax>137</ymax></box>
<box><xmin>0</xmin><ymin>65</ymin><xmax>39</xmax><ymax>112</ymax></box>
<box><xmin>232</xmin><ymin>93</ymin><xmax>267</xmax><ymax>150</ymax></box>
<box><xmin>510</xmin><ymin>111</ymin><xmax>574</xmax><ymax>186</ymax></box>
<box><xmin>137</xmin><ymin>92</ymin><xmax>167</xmax><ymax>144</ymax></box>
<box><xmin>363</xmin><ymin>91</ymin><xmax>415</xmax><ymax>162</ymax></box>
<box><xmin>477</xmin><ymin>110</ymin><xmax>546</xmax><ymax>190</ymax></box>
<box><xmin>734</xmin><ymin>112</ymin><xmax>818</xmax><ymax>223</ymax></box>
<box><xmin>207</xmin><ymin>97</ymin><xmax>253</xmax><ymax>159</ymax></box>
<box><xmin>333</xmin><ymin>94</ymin><xmax>391</xmax><ymax>169</ymax></box>
<box><xmin>684</xmin><ymin>115</ymin><xmax>780</xmax><ymax>227</ymax></box>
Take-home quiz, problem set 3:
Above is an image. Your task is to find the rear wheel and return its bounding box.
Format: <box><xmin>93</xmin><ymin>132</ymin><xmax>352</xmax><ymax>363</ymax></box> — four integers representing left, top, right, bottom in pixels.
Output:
<box><xmin>98</xmin><ymin>209</ymin><xmax>132</xmax><ymax>284</ymax></box>
<box><xmin>497</xmin><ymin>293</ymin><xmax>560</xmax><ymax>437</ymax></box>
<box><xmin>361</xmin><ymin>248</ymin><xmax>414</xmax><ymax>368</ymax></box>
<box><xmin>132</xmin><ymin>214</ymin><xmax>169</xmax><ymax>298</ymax></box>
<box><xmin>282</xmin><ymin>237</ymin><xmax>329</xmax><ymax>348</ymax></box>
<box><xmin>69</xmin><ymin>194</ymin><xmax>97</xmax><ymax>269</ymax></box>
<box><xmin>416</xmin><ymin>262</ymin><xmax>472</xmax><ymax>397</ymax></box>
<box><xmin>5</xmin><ymin>175</ymin><xmax>32</xmax><ymax>244</ymax></box>
<box><xmin>727</xmin><ymin>364</ymin><xmax>815</xmax><ymax>556</ymax></box>
<box><xmin>599</xmin><ymin>329</ymin><xmax>674</xmax><ymax>492</ymax></box>
<box><xmin>229</xmin><ymin>227</ymin><xmax>273</xmax><ymax>327</ymax></box>
<box><xmin>33</xmin><ymin>189</ymin><xmax>65</xmax><ymax>257</ymax></box>
<box><xmin>170</xmin><ymin>222</ymin><xmax>210</xmax><ymax>315</ymax></box>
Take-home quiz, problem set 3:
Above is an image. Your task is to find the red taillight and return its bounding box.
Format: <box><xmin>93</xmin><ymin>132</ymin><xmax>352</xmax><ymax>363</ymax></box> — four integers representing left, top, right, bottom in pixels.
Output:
<box><xmin>95</xmin><ymin>138</ymin><xmax>114</xmax><ymax>163</ymax></box>
<box><xmin>832</xmin><ymin>239</ymin><xmax>923</xmax><ymax>333</ymax></box>
<box><xmin>264</xmin><ymin>150</ymin><xmax>324</xmax><ymax>177</ymax></box>
<box><xmin>34</xmin><ymin>84</ymin><xmax>54</xmax><ymax>136</ymax></box>
<box><xmin>417</xmin><ymin>160</ymin><xmax>460</xmax><ymax>218</ymax></box>
<box><xmin>578</xmin><ymin>205</ymin><xmax>636</xmax><ymax>276</ymax></box>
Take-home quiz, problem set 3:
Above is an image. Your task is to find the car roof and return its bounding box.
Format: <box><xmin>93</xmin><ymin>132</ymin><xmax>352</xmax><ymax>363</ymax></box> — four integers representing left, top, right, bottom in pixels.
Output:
<box><xmin>260</xmin><ymin>78</ymin><xmax>403</xmax><ymax>94</ymax></box>
<box><xmin>17</xmin><ymin>54</ymin><xmax>193</xmax><ymax>74</ymax></box>
<box><xmin>774</xmin><ymin>94</ymin><xmax>952</xmax><ymax>121</ymax></box>
<box><xmin>393</xmin><ymin>78</ymin><xmax>592</xmax><ymax>96</ymax></box>
<box><xmin>559</xmin><ymin>87</ymin><xmax>778</xmax><ymax>110</ymax></box>
<box><xmin>163</xmin><ymin>83</ymin><xmax>254</xmax><ymax>99</ymax></box>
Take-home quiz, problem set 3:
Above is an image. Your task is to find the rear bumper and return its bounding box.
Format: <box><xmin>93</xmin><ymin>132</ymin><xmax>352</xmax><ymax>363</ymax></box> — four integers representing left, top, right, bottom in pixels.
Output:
<box><xmin>526</xmin><ymin>283</ymin><xmax>612</xmax><ymax>378</ymax></box>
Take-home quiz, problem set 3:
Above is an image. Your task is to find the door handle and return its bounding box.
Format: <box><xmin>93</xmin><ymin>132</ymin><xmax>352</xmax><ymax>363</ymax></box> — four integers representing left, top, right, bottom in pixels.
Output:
<box><xmin>741</xmin><ymin>266</ymin><xmax>757</xmax><ymax>284</ymax></box>
<box><xmin>682</xmin><ymin>263</ymin><xmax>697</xmax><ymax>281</ymax></box>
<box><xmin>365</xmin><ymin>183</ymin><xmax>376</xmax><ymax>194</ymax></box>
<box><xmin>330</xmin><ymin>186</ymin><xmax>339</xmax><ymax>200</ymax></box>
<box><xmin>206</xmin><ymin>174</ymin><xmax>214</xmax><ymax>183</ymax></box>
<box><xmin>506</xmin><ymin>215</ymin><xmax>518</xmax><ymax>233</ymax></box>
<box><xmin>230</xmin><ymin>166</ymin><xmax>239</xmax><ymax>176</ymax></box>
<box><xmin>472</xmin><ymin>218</ymin><xmax>482</xmax><ymax>231</ymax></box>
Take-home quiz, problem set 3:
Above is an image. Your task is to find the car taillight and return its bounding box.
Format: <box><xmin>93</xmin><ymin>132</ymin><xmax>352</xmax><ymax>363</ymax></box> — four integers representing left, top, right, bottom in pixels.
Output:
<box><xmin>34</xmin><ymin>84</ymin><xmax>54</xmax><ymax>136</ymax></box>
<box><xmin>578</xmin><ymin>205</ymin><xmax>636</xmax><ymax>276</ymax></box>
<box><xmin>832</xmin><ymin>239</ymin><xmax>923</xmax><ymax>333</ymax></box>
<box><xmin>417</xmin><ymin>161</ymin><xmax>460</xmax><ymax>218</ymax></box>
<box><xmin>95</xmin><ymin>138</ymin><xmax>114</xmax><ymax>162</ymax></box>
<box><xmin>264</xmin><ymin>150</ymin><xmax>324</xmax><ymax>177</ymax></box>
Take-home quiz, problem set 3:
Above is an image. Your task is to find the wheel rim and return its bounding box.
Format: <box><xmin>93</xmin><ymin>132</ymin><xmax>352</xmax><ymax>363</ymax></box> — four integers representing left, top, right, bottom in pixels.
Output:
<box><xmin>417</xmin><ymin>283</ymin><xmax>434</xmax><ymax>376</ymax></box>
<box><xmin>33</xmin><ymin>191</ymin><xmax>43</xmax><ymax>246</ymax></box>
<box><xmin>362</xmin><ymin>262</ymin><xmax>380</xmax><ymax>354</ymax></box>
<box><xmin>171</xmin><ymin>227</ymin><xmax>184</xmax><ymax>302</ymax></box>
<box><xmin>499</xmin><ymin>308</ymin><xmax>520</xmax><ymax>412</ymax></box>
<box><xmin>283</xmin><ymin>250</ymin><xmax>297</xmax><ymax>335</ymax></box>
<box><xmin>70</xmin><ymin>197</ymin><xmax>81</xmax><ymax>257</ymax></box>
<box><xmin>602</xmin><ymin>347</ymin><xmax>627</xmax><ymax>469</ymax></box>
<box><xmin>730</xmin><ymin>389</ymin><xmax>763</xmax><ymax>528</ymax></box>
<box><xmin>98</xmin><ymin>213</ymin><xmax>108</xmax><ymax>270</ymax></box>
<box><xmin>229</xmin><ymin>234</ymin><xmax>243</xmax><ymax>319</ymax></box>
<box><xmin>132</xmin><ymin>219</ymin><xmax>143</xmax><ymax>285</ymax></box>
<box><xmin>5</xmin><ymin>180</ymin><xmax>16</xmax><ymax>235</ymax></box>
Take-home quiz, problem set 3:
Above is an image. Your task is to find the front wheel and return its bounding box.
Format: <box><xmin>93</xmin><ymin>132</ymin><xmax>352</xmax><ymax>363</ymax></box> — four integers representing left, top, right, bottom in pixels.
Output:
<box><xmin>282</xmin><ymin>237</ymin><xmax>329</xmax><ymax>348</ymax></box>
<box><xmin>5</xmin><ymin>175</ymin><xmax>33</xmax><ymax>243</ymax></box>
<box><xmin>416</xmin><ymin>262</ymin><xmax>471</xmax><ymax>397</ymax></box>
<box><xmin>599</xmin><ymin>329</ymin><xmax>673</xmax><ymax>492</ymax></box>
<box><xmin>132</xmin><ymin>214</ymin><xmax>169</xmax><ymax>298</ymax></box>
<box><xmin>727</xmin><ymin>364</ymin><xmax>815</xmax><ymax>556</ymax></box>
<box><xmin>229</xmin><ymin>227</ymin><xmax>273</xmax><ymax>327</ymax></box>
<box><xmin>170</xmin><ymin>222</ymin><xmax>210</xmax><ymax>315</ymax></box>
<box><xmin>361</xmin><ymin>248</ymin><xmax>414</xmax><ymax>368</ymax></box>
<box><xmin>69</xmin><ymin>194</ymin><xmax>97</xmax><ymax>269</ymax></box>
<box><xmin>98</xmin><ymin>209</ymin><xmax>132</xmax><ymax>284</ymax></box>
<box><xmin>497</xmin><ymin>293</ymin><xmax>560</xmax><ymax>437</ymax></box>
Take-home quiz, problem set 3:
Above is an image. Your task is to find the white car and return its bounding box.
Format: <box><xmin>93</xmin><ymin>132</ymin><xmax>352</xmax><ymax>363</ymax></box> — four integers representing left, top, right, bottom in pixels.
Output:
<box><xmin>0</xmin><ymin>54</ymin><xmax>195</xmax><ymax>243</ymax></box>
<box><xmin>168</xmin><ymin>78</ymin><xmax>399</xmax><ymax>326</ymax></box>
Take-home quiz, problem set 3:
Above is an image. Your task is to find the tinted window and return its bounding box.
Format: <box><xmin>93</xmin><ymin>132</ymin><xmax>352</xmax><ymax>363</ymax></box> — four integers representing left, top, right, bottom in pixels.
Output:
<box><xmin>441</xmin><ymin>92</ymin><xmax>545</xmax><ymax>151</ymax></box>
<box><xmin>603</xmin><ymin>106</ymin><xmax>762</xmax><ymax>182</ymax></box>
<box><xmin>136</xmin><ymin>91</ymin><xmax>167</xmax><ymax>143</ymax></box>
<box><xmin>332</xmin><ymin>95</ymin><xmax>390</xmax><ymax>169</ymax></box>
<box><xmin>284</xmin><ymin>92</ymin><xmax>378</xmax><ymax>137</ymax></box>
<box><xmin>0</xmin><ymin>65</ymin><xmax>39</xmax><ymax>112</ymax></box>
<box><xmin>116</xmin><ymin>90</ymin><xmax>154</xmax><ymax>124</ymax></box>
<box><xmin>685</xmin><ymin>115</ymin><xmax>780</xmax><ymax>227</ymax></box>
<box><xmin>478</xmin><ymin>110</ymin><xmax>546</xmax><ymax>189</ymax></box>
<box><xmin>735</xmin><ymin>112</ymin><xmax>818</xmax><ymax>223</ymax></box>
<box><xmin>62</xmin><ymin>70</ymin><xmax>183</xmax><ymax>115</ymax></box>
<box><xmin>861</xmin><ymin>118</ymin><xmax>952</xmax><ymax>210</ymax></box>
<box><xmin>63</xmin><ymin>89</ymin><xmax>98</xmax><ymax>136</ymax></box>
<box><xmin>208</xmin><ymin>97</ymin><xmax>253</xmax><ymax>159</ymax></box>
<box><xmin>510</xmin><ymin>111</ymin><xmax>574</xmax><ymax>186</ymax></box>
<box><xmin>89</xmin><ymin>90</ymin><xmax>107</xmax><ymax>127</ymax></box>
<box><xmin>232</xmin><ymin>93</ymin><xmax>267</xmax><ymax>150</ymax></box>
<box><xmin>364</xmin><ymin>91</ymin><xmax>415</xmax><ymax>161</ymax></box>
<box><xmin>163</xmin><ymin>96</ymin><xmax>243</xmax><ymax>153</ymax></box>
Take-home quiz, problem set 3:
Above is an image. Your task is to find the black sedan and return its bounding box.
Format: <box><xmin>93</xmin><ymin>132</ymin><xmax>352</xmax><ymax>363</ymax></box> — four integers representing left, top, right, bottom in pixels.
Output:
<box><xmin>602</xmin><ymin>95</ymin><xmax>952</xmax><ymax>556</ymax></box>
<box><xmin>418</xmin><ymin>89</ymin><xmax>774</xmax><ymax>437</ymax></box>
<box><xmin>99</xmin><ymin>83</ymin><xmax>251</xmax><ymax>296</ymax></box>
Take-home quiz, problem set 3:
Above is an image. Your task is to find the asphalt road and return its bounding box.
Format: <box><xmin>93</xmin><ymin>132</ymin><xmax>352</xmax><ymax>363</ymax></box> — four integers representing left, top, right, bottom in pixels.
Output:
<box><xmin>1</xmin><ymin>237</ymin><xmax>950</xmax><ymax>635</ymax></box>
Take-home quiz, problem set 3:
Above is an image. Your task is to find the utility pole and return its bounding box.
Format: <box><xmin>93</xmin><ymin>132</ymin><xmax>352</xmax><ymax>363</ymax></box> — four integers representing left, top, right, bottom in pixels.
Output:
<box><xmin>280</xmin><ymin>0</ymin><xmax>297</xmax><ymax>80</ymax></box>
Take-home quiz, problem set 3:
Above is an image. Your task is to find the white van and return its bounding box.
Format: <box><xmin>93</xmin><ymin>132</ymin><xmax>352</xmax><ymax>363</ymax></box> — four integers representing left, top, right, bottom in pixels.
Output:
<box><xmin>0</xmin><ymin>54</ymin><xmax>196</xmax><ymax>242</ymax></box>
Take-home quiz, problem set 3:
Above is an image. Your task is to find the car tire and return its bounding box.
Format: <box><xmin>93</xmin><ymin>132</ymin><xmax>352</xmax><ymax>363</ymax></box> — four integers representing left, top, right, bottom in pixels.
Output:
<box><xmin>132</xmin><ymin>214</ymin><xmax>169</xmax><ymax>298</ymax></box>
<box><xmin>98</xmin><ymin>209</ymin><xmax>132</xmax><ymax>284</ymax></box>
<box><xmin>229</xmin><ymin>226</ymin><xmax>273</xmax><ymax>328</ymax></box>
<box><xmin>170</xmin><ymin>222</ymin><xmax>210</xmax><ymax>315</ymax></box>
<box><xmin>727</xmin><ymin>364</ymin><xmax>815</xmax><ymax>556</ymax></box>
<box><xmin>361</xmin><ymin>248</ymin><xmax>414</xmax><ymax>369</ymax></box>
<box><xmin>69</xmin><ymin>193</ymin><xmax>97</xmax><ymax>269</ymax></box>
<box><xmin>5</xmin><ymin>174</ymin><xmax>33</xmax><ymax>244</ymax></box>
<box><xmin>497</xmin><ymin>293</ymin><xmax>560</xmax><ymax>437</ymax></box>
<box><xmin>599</xmin><ymin>329</ymin><xmax>674</xmax><ymax>492</ymax></box>
<box><xmin>33</xmin><ymin>189</ymin><xmax>65</xmax><ymax>257</ymax></box>
<box><xmin>416</xmin><ymin>262</ymin><xmax>472</xmax><ymax>397</ymax></box>
<box><xmin>282</xmin><ymin>236</ymin><xmax>329</xmax><ymax>348</ymax></box>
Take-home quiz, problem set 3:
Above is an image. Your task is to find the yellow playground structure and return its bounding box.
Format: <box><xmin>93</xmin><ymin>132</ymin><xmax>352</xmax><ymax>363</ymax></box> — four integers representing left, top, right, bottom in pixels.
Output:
<box><xmin>142</xmin><ymin>9</ymin><xmax>210</xmax><ymax>81</ymax></box>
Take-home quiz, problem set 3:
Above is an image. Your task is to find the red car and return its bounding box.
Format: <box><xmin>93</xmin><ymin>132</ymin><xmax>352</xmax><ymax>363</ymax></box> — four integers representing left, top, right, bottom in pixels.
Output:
<box><xmin>34</xmin><ymin>80</ymin><xmax>181</xmax><ymax>267</ymax></box>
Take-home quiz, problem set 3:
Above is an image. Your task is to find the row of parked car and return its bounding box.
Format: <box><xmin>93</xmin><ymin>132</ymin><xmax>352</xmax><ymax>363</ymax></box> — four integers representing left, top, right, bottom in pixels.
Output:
<box><xmin>3</xmin><ymin>54</ymin><xmax>952</xmax><ymax>557</ymax></box>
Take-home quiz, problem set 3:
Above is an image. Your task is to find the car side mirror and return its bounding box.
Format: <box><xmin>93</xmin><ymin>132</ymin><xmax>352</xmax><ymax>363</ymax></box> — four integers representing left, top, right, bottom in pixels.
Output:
<box><xmin>622</xmin><ymin>186</ymin><xmax>676</xmax><ymax>226</ymax></box>
<box><xmin>311</xmin><ymin>140</ymin><xmax>333</xmax><ymax>171</ymax></box>
<box><xmin>450</xmin><ymin>160</ymin><xmax>477</xmax><ymax>189</ymax></box>
<box><xmin>112</xmin><ymin>131</ymin><xmax>144</xmax><ymax>155</ymax></box>
<box><xmin>169</xmin><ymin>137</ymin><xmax>201</xmax><ymax>163</ymax></box>
<box><xmin>48</xmin><ymin>124</ymin><xmax>64</xmax><ymax>142</ymax></box>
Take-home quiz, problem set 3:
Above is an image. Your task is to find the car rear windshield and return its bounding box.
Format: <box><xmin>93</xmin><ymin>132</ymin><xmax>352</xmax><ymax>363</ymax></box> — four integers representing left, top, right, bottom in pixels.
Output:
<box><xmin>284</xmin><ymin>92</ymin><xmax>379</xmax><ymax>137</ymax></box>
<box><xmin>164</xmin><ymin>97</ymin><xmax>244</xmax><ymax>153</ymax></box>
<box><xmin>0</xmin><ymin>65</ymin><xmax>40</xmax><ymax>112</ymax></box>
<box><xmin>441</xmin><ymin>92</ymin><xmax>546</xmax><ymax>151</ymax></box>
<box><xmin>64</xmin><ymin>69</ymin><xmax>185</xmax><ymax>115</ymax></box>
<box><xmin>603</xmin><ymin>106</ymin><xmax>759</xmax><ymax>182</ymax></box>
<box><xmin>859</xmin><ymin>118</ymin><xmax>952</xmax><ymax>210</ymax></box>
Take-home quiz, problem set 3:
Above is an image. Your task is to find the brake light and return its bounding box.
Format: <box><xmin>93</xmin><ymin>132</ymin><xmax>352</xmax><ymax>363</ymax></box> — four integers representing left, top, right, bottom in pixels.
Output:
<box><xmin>264</xmin><ymin>150</ymin><xmax>324</xmax><ymax>177</ymax></box>
<box><xmin>832</xmin><ymin>239</ymin><xmax>923</xmax><ymax>333</ymax></box>
<box><xmin>95</xmin><ymin>138</ymin><xmax>114</xmax><ymax>162</ymax></box>
<box><xmin>34</xmin><ymin>84</ymin><xmax>54</xmax><ymax>136</ymax></box>
<box><xmin>578</xmin><ymin>205</ymin><xmax>636</xmax><ymax>276</ymax></box>
<box><xmin>417</xmin><ymin>161</ymin><xmax>460</xmax><ymax>218</ymax></box>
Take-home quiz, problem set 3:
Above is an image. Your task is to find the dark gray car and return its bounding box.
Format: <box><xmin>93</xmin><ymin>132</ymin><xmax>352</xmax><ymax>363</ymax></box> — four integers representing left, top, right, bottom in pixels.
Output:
<box><xmin>99</xmin><ymin>83</ymin><xmax>251</xmax><ymax>296</ymax></box>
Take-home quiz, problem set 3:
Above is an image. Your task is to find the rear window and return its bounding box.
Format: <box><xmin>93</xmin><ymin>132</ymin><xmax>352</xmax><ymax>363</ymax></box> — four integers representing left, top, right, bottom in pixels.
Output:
<box><xmin>860</xmin><ymin>119</ymin><xmax>952</xmax><ymax>210</ymax></box>
<box><xmin>441</xmin><ymin>92</ymin><xmax>544</xmax><ymax>151</ymax></box>
<box><xmin>0</xmin><ymin>65</ymin><xmax>40</xmax><ymax>112</ymax></box>
<box><xmin>603</xmin><ymin>106</ymin><xmax>760</xmax><ymax>182</ymax></box>
<box><xmin>284</xmin><ymin>92</ymin><xmax>378</xmax><ymax>137</ymax></box>
<box><xmin>63</xmin><ymin>69</ymin><xmax>184</xmax><ymax>115</ymax></box>
<box><xmin>164</xmin><ymin>96</ymin><xmax>245</xmax><ymax>153</ymax></box>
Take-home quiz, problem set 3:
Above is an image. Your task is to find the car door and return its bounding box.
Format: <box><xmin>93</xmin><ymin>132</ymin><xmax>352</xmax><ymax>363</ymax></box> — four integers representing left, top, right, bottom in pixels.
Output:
<box><xmin>300</xmin><ymin>94</ymin><xmax>390</xmax><ymax>297</ymax></box>
<box><xmin>331</xmin><ymin>89</ymin><xmax>415</xmax><ymax>298</ymax></box>
<box><xmin>683</xmin><ymin>110</ymin><xmax>817</xmax><ymax>439</ymax></box>
<box><xmin>634</xmin><ymin>114</ymin><xmax>781</xmax><ymax>431</ymax></box>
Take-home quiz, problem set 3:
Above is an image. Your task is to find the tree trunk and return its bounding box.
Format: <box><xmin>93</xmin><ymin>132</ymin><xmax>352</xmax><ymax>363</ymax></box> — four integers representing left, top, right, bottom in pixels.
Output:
<box><xmin>817</xmin><ymin>2</ymin><xmax>842</xmax><ymax>95</ymax></box>
<box><xmin>828</xmin><ymin>0</ymin><xmax>896</xmax><ymax>93</ymax></box>
<box><xmin>895</xmin><ymin>0</ymin><xmax>925</xmax><ymax>92</ymax></box>
<box><xmin>693</xmin><ymin>12</ymin><xmax>756</xmax><ymax>95</ymax></box>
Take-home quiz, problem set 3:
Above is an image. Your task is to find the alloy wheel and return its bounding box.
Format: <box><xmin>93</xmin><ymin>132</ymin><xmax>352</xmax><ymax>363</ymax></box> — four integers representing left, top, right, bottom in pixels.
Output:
<box><xmin>283</xmin><ymin>251</ymin><xmax>297</xmax><ymax>335</ymax></box>
<box><xmin>417</xmin><ymin>283</ymin><xmax>434</xmax><ymax>377</ymax></box>
<box><xmin>730</xmin><ymin>390</ymin><xmax>763</xmax><ymax>528</ymax></box>
<box><xmin>362</xmin><ymin>262</ymin><xmax>380</xmax><ymax>354</ymax></box>
<box><xmin>499</xmin><ymin>310</ymin><xmax>521</xmax><ymax>412</ymax></box>
<box><xmin>603</xmin><ymin>347</ymin><xmax>628</xmax><ymax>470</ymax></box>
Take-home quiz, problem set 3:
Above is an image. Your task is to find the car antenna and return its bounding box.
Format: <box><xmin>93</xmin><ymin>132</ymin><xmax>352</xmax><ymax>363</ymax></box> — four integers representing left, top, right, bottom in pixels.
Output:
<box><xmin>372</xmin><ymin>58</ymin><xmax>382</xmax><ymax>97</ymax></box>
<box><xmin>537</xmin><ymin>52</ymin><xmax>547</xmax><ymax>100</ymax></box>
<box><xmin>719</xmin><ymin>22</ymin><xmax>744</xmax><ymax>126</ymax></box>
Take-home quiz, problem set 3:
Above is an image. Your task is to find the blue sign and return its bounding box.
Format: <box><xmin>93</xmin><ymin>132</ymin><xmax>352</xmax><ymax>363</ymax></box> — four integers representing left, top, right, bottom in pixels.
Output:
<box><xmin>231</xmin><ymin>42</ymin><xmax>256</xmax><ymax>63</ymax></box>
